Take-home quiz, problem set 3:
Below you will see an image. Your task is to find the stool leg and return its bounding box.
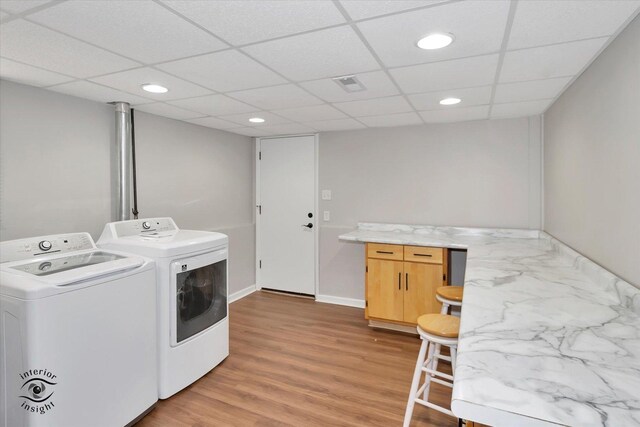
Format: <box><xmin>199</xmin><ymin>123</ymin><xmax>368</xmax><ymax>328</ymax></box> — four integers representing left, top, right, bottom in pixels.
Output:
<box><xmin>450</xmin><ymin>345</ymin><xmax>457</xmax><ymax>375</ymax></box>
<box><xmin>403</xmin><ymin>338</ymin><xmax>429</xmax><ymax>427</ymax></box>
<box><xmin>440</xmin><ymin>302</ymin><xmax>449</xmax><ymax>315</ymax></box>
<box><xmin>425</xmin><ymin>343</ymin><xmax>442</xmax><ymax>400</ymax></box>
<box><xmin>422</xmin><ymin>341</ymin><xmax>437</xmax><ymax>401</ymax></box>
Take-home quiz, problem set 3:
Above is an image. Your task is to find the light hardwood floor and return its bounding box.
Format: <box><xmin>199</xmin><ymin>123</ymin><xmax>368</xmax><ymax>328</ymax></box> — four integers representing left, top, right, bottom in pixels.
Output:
<box><xmin>137</xmin><ymin>291</ymin><xmax>458</xmax><ymax>427</ymax></box>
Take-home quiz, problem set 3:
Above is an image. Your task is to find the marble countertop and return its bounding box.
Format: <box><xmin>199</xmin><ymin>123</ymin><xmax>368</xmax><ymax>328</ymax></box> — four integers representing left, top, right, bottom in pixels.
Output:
<box><xmin>340</xmin><ymin>223</ymin><xmax>640</xmax><ymax>426</ymax></box>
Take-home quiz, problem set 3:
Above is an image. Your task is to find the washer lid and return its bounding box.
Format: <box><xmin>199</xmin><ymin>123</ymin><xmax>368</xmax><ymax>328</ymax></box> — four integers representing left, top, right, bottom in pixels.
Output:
<box><xmin>1</xmin><ymin>249</ymin><xmax>149</xmax><ymax>299</ymax></box>
<box><xmin>11</xmin><ymin>251</ymin><xmax>127</xmax><ymax>277</ymax></box>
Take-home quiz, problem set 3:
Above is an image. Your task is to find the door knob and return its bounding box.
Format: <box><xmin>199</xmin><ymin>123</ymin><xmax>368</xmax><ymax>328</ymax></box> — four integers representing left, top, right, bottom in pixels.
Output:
<box><xmin>301</xmin><ymin>223</ymin><xmax>313</xmax><ymax>229</ymax></box>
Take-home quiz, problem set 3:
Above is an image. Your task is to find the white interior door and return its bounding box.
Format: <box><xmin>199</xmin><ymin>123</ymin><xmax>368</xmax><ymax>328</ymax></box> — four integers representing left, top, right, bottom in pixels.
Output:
<box><xmin>258</xmin><ymin>135</ymin><xmax>316</xmax><ymax>295</ymax></box>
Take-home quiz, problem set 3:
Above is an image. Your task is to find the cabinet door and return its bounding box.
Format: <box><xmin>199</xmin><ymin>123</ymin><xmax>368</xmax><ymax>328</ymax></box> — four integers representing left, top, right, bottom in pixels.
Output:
<box><xmin>403</xmin><ymin>262</ymin><xmax>443</xmax><ymax>324</ymax></box>
<box><xmin>367</xmin><ymin>259</ymin><xmax>404</xmax><ymax>321</ymax></box>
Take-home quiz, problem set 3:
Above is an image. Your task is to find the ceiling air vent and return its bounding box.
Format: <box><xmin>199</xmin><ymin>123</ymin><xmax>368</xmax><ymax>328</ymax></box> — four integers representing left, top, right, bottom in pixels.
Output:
<box><xmin>332</xmin><ymin>75</ymin><xmax>366</xmax><ymax>93</ymax></box>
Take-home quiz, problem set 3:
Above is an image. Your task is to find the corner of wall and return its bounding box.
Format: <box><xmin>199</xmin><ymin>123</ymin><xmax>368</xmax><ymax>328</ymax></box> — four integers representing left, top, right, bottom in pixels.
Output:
<box><xmin>527</xmin><ymin>115</ymin><xmax>543</xmax><ymax>230</ymax></box>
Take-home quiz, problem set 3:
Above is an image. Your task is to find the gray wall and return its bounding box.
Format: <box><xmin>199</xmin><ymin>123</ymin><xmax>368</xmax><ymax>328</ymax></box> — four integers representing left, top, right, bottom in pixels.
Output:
<box><xmin>0</xmin><ymin>80</ymin><xmax>255</xmax><ymax>295</ymax></box>
<box><xmin>319</xmin><ymin>117</ymin><xmax>542</xmax><ymax>301</ymax></box>
<box><xmin>544</xmin><ymin>15</ymin><xmax>640</xmax><ymax>287</ymax></box>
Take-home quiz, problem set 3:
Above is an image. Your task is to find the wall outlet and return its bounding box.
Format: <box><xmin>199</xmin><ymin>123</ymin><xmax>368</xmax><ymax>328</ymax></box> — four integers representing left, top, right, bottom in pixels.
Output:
<box><xmin>323</xmin><ymin>211</ymin><xmax>330</xmax><ymax>221</ymax></box>
<box><xmin>321</xmin><ymin>190</ymin><xmax>332</xmax><ymax>200</ymax></box>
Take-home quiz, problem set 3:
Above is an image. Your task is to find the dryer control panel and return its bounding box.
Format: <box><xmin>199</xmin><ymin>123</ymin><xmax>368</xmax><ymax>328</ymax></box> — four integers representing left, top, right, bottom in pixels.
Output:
<box><xmin>0</xmin><ymin>233</ymin><xmax>95</xmax><ymax>263</ymax></box>
<box><xmin>113</xmin><ymin>218</ymin><xmax>178</xmax><ymax>237</ymax></box>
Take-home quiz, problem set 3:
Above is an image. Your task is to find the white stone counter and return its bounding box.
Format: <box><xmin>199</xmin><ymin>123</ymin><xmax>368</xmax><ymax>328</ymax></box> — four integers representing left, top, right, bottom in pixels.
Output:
<box><xmin>339</xmin><ymin>222</ymin><xmax>640</xmax><ymax>426</ymax></box>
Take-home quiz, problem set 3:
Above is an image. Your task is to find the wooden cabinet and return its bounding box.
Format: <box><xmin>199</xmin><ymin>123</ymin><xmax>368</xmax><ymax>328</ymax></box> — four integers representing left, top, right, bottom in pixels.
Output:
<box><xmin>367</xmin><ymin>258</ymin><xmax>403</xmax><ymax>321</ymax></box>
<box><xmin>403</xmin><ymin>261</ymin><xmax>443</xmax><ymax>323</ymax></box>
<box><xmin>366</xmin><ymin>243</ymin><xmax>447</xmax><ymax>329</ymax></box>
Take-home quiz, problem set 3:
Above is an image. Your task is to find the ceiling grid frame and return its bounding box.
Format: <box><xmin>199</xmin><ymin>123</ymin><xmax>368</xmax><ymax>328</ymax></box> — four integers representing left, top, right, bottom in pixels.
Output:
<box><xmin>0</xmin><ymin>0</ymin><xmax>638</xmax><ymax>135</ymax></box>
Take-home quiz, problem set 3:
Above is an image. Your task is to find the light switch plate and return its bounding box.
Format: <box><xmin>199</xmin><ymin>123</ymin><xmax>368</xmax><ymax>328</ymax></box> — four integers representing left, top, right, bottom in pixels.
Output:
<box><xmin>321</xmin><ymin>190</ymin><xmax>332</xmax><ymax>200</ymax></box>
<box><xmin>323</xmin><ymin>211</ymin><xmax>330</xmax><ymax>221</ymax></box>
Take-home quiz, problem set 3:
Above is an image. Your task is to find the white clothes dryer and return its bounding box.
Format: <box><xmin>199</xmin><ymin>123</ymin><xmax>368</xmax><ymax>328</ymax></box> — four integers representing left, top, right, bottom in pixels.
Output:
<box><xmin>98</xmin><ymin>218</ymin><xmax>229</xmax><ymax>399</ymax></box>
<box><xmin>0</xmin><ymin>233</ymin><xmax>157</xmax><ymax>427</ymax></box>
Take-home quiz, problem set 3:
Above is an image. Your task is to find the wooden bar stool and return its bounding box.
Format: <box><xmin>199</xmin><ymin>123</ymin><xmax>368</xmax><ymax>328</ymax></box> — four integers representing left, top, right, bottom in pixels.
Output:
<box><xmin>436</xmin><ymin>286</ymin><xmax>463</xmax><ymax>314</ymax></box>
<box><xmin>404</xmin><ymin>314</ymin><xmax>460</xmax><ymax>426</ymax></box>
<box><xmin>433</xmin><ymin>286</ymin><xmax>464</xmax><ymax>392</ymax></box>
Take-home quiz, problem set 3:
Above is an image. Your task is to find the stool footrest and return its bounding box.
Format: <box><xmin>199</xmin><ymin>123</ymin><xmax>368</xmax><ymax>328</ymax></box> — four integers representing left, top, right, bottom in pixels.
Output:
<box><xmin>429</xmin><ymin>376</ymin><xmax>453</xmax><ymax>388</ymax></box>
<box><xmin>421</xmin><ymin>366</ymin><xmax>454</xmax><ymax>382</ymax></box>
<box><xmin>436</xmin><ymin>354</ymin><xmax>451</xmax><ymax>362</ymax></box>
<box><xmin>414</xmin><ymin>398</ymin><xmax>455</xmax><ymax>417</ymax></box>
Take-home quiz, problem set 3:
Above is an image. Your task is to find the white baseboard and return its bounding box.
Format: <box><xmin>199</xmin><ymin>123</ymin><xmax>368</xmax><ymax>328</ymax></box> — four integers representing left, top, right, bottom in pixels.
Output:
<box><xmin>229</xmin><ymin>284</ymin><xmax>257</xmax><ymax>303</ymax></box>
<box><xmin>315</xmin><ymin>295</ymin><xmax>365</xmax><ymax>309</ymax></box>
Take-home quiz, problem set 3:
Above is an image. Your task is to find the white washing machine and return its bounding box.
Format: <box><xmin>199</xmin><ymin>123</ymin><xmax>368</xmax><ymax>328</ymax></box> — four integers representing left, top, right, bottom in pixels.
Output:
<box><xmin>0</xmin><ymin>233</ymin><xmax>157</xmax><ymax>427</ymax></box>
<box><xmin>98</xmin><ymin>218</ymin><xmax>229</xmax><ymax>399</ymax></box>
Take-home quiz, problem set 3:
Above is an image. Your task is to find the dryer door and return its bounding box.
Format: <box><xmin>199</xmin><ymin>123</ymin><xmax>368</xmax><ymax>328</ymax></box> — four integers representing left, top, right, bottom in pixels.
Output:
<box><xmin>170</xmin><ymin>248</ymin><xmax>227</xmax><ymax>346</ymax></box>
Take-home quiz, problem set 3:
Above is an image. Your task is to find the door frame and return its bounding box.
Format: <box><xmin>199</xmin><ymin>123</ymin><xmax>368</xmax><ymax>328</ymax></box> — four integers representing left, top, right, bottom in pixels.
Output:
<box><xmin>255</xmin><ymin>133</ymin><xmax>319</xmax><ymax>297</ymax></box>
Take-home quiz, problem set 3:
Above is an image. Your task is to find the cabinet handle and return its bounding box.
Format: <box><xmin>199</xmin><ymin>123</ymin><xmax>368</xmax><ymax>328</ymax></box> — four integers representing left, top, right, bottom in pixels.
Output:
<box><xmin>398</xmin><ymin>272</ymin><xmax>401</xmax><ymax>290</ymax></box>
<box><xmin>406</xmin><ymin>272</ymin><xmax>409</xmax><ymax>291</ymax></box>
<box><xmin>377</xmin><ymin>250</ymin><xmax>394</xmax><ymax>254</ymax></box>
<box><xmin>414</xmin><ymin>253</ymin><xmax>432</xmax><ymax>257</ymax></box>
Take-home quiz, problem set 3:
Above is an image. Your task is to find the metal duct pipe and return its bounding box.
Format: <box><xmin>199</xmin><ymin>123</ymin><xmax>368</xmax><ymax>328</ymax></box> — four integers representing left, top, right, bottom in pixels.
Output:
<box><xmin>114</xmin><ymin>102</ymin><xmax>132</xmax><ymax>221</ymax></box>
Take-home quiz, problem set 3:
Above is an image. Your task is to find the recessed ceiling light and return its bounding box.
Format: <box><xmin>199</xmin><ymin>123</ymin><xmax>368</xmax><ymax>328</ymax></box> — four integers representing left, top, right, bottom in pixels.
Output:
<box><xmin>141</xmin><ymin>83</ymin><xmax>168</xmax><ymax>94</ymax></box>
<box><xmin>439</xmin><ymin>97</ymin><xmax>461</xmax><ymax>105</ymax></box>
<box><xmin>417</xmin><ymin>33</ymin><xmax>454</xmax><ymax>50</ymax></box>
<box><xmin>249</xmin><ymin>117</ymin><xmax>265</xmax><ymax>123</ymax></box>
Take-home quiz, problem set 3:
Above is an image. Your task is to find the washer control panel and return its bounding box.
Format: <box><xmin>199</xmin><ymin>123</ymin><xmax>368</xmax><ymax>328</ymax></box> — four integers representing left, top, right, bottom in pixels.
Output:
<box><xmin>0</xmin><ymin>233</ymin><xmax>95</xmax><ymax>263</ymax></box>
<box><xmin>113</xmin><ymin>218</ymin><xmax>177</xmax><ymax>237</ymax></box>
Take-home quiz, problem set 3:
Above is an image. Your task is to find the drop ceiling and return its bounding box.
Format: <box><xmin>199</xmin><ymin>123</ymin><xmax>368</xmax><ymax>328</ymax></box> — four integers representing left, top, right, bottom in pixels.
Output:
<box><xmin>1</xmin><ymin>0</ymin><xmax>638</xmax><ymax>137</ymax></box>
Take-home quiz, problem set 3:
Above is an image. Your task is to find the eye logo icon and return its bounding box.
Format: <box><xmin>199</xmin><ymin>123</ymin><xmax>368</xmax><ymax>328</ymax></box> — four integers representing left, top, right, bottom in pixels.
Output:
<box><xmin>20</xmin><ymin>377</ymin><xmax>56</xmax><ymax>403</ymax></box>
<box><xmin>18</xmin><ymin>369</ymin><xmax>58</xmax><ymax>415</ymax></box>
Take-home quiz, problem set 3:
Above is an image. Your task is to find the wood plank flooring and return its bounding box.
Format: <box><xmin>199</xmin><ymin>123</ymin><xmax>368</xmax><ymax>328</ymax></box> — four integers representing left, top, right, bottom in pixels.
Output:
<box><xmin>137</xmin><ymin>291</ymin><xmax>458</xmax><ymax>427</ymax></box>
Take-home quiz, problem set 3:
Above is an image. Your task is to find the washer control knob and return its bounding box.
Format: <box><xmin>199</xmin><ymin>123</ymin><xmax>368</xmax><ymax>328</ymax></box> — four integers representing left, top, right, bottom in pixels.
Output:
<box><xmin>142</xmin><ymin>221</ymin><xmax>151</xmax><ymax>230</ymax></box>
<box><xmin>39</xmin><ymin>240</ymin><xmax>52</xmax><ymax>251</ymax></box>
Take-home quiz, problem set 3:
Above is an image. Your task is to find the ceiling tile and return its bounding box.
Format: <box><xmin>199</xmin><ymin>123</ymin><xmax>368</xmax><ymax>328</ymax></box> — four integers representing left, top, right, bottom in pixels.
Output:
<box><xmin>357</xmin><ymin>0</ymin><xmax>509</xmax><ymax>67</ymax></box>
<box><xmin>272</xmin><ymin>104</ymin><xmax>347</xmax><ymax>122</ymax></box>
<box><xmin>0</xmin><ymin>19</ymin><xmax>140</xmax><ymax>78</ymax></box>
<box><xmin>228</xmin><ymin>127</ymin><xmax>266</xmax><ymax>137</ymax></box>
<box><xmin>304</xmin><ymin>118</ymin><xmax>367</xmax><ymax>131</ymax></box>
<box><xmin>391</xmin><ymin>54</ymin><xmax>499</xmax><ymax>94</ymax></box>
<box><xmin>508</xmin><ymin>0</ymin><xmax>640</xmax><ymax>50</ymax></box>
<box><xmin>28</xmin><ymin>1</ymin><xmax>227</xmax><ymax>64</ymax></box>
<box><xmin>256</xmin><ymin>123</ymin><xmax>316</xmax><ymax>136</ymax></box>
<box><xmin>494</xmin><ymin>77</ymin><xmax>572</xmax><ymax>104</ymax></box>
<box><xmin>168</xmin><ymin>94</ymin><xmax>258</xmax><ymax>116</ymax></box>
<box><xmin>334</xmin><ymin>95</ymin><xmax>413</xmax><ymax>117</ymax></box>
<box><xmin>408</xmin><ymin>86</ymin><xmax>492</xmax><ymax>111</ymax></box>
<box><xmin>339</xmin><ymin>0</ymin><xmax>448</xmax><ymax>21</ymax></box>
<box><xmin>186</xmin><ymin>116</ymin><xmax>240</xmax><ymax>130</ymax></box>
<box><xmin>218</xmin><ymin>111</ymin><xmax>291</xmax><ymax>126</ymax></box>
<box><xmin>91</xmin><ymin>67</ymin><xmax>212</xmax><ymax>101</ymax></box>
<box><xmin>227</xmin><ymin>84</ymin><xmax>323</xmax><ymax>110</ymax></box>
<box><xmin>500</xmin><ymin>38</ymin><xmax>608</xmax><ymax>83</ymax></box>
<box><xmin>49</xmin><ymin>81</ymin><xmax>152</xmax><ymax>105</ymax></box>
<box><xmin>0</xmin><ymin>0</ymin><xmax>51</xmax><ymax>14</ymax></box>
<box><xmin>491</xmin><ymin>99</ymin><xmax>553</xmax><ymax>119</ymax></box>
<box><xmin>299</xmin><ymin>70</ymin><xmax>398</xmax><ymax>102</ymax></box>
<box><xmin>419</xmin><ymin>105</ymin><xmax>489</xmax><ymax>123</ymax></box>
<box><xmin>162</xmin><ymin>0</ymin><xmax>345</xmax><ymax>45</ymax></box>
<box><xmin>0</xmin><ymin>57</ymin><xmax>73</xmax><ymax>86</ymax></box>
<box><xmin>242</xmin><ymin>26</ymin><xmax>380</xmax><ymax>81</ymax></box>
<box><xmin>357</xmin><ymin>112</ymin><xmax>422</xmax><ymax>127</ymax></box>
<box><xmin>134</xmin><ymin>102</ymin><xmax>205</xmax><ymax>121</ymax></box>
<box><xmin>156</xmin><ymin>50</ymin><xmax>286</xmax><ymax>93</ymax></box>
